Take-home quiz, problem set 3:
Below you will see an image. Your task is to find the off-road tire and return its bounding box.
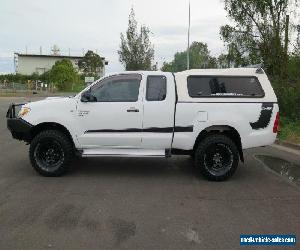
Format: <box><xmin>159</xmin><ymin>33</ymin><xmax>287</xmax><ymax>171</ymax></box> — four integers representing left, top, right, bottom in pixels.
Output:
<box><xmin>194</xmin><ymin>134</ymin><xmax>239</xmax><ymax>181</ymax></box>
<box><xmin>29</xmin><ymin>130</ymin><xmax>73</xmax><ymax>176</ymax></box>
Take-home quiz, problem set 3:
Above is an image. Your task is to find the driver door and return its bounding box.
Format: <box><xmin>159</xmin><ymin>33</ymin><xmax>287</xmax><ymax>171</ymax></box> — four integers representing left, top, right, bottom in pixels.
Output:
<box><xmin>76</xmin><ymin>74</ymin><xmax>143</xmax><ymax>148</ymax></box>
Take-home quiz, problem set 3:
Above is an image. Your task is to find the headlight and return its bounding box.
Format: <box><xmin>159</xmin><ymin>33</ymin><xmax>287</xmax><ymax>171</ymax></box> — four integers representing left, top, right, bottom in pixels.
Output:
<box><xmin>18</xmin><ymin>107</ymin><xmax>31</xmax><ymax>117</ymax></box>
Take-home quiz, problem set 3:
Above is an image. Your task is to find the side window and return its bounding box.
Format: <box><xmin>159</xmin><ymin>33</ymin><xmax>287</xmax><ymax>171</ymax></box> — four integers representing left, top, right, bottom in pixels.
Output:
<box><xmin>187</xmin><ymin>76</ymin><xmax>264</xmax><ymax>98</ymax></box>
<box><xmin>91</xmin><ymin>74</ymin><xmax>141</xmax><ymax>102</ymax></box>
<box><xmin>146</xmin><ymin>76</ymin><xmax>167</xmax><ymax>101</ymax></box>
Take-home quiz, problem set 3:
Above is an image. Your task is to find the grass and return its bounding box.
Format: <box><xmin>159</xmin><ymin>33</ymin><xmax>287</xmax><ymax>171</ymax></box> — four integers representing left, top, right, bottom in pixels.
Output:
<box><xmin>278</xmin><ymin>117</ymin><xmax>300</xmax><ymax>144</ymax></box>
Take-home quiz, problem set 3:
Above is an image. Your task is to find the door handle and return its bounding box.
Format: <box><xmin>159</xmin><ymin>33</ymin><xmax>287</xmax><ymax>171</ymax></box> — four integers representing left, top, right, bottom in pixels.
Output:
<box><xmin>127</xmin><ymin>107</ymin><xmax>139</xmax><ymax>112</ymax></box>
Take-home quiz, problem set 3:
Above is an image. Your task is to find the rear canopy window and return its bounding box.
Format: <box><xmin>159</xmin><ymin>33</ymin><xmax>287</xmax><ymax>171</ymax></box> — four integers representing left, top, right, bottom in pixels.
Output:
<box><xmin>187</xmin><ymin>76</ymin><xmax>264</xmax><ymax>98</ymax></box>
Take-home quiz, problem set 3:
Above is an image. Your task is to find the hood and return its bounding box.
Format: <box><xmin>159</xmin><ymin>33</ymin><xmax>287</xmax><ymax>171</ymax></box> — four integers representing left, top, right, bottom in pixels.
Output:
<box><xmin>45</xmin><ymin>96</ymin><xmax>64</xmax><ymax>100</ymax></box>
<box><xmin>20</xmin><ymin>96</ymin><xmax>78</xmax><ymax>126</ymax></box>
<box><xmin>24</xmin><ymin>96</ymin><xmax>77</xmax><ymax>109</ymax></box>
<box><xmin>45</xmin><ymin>96</ymin><xmax>73</xmax><ymax>100</ymax></box>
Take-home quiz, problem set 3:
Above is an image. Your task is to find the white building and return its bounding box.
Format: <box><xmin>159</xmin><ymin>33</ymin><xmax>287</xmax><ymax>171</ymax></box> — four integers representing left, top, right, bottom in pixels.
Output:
<box><xmin>14</xmin><ymin>53</ymin><xmax>108</xmax><ymax>77</ymax></box>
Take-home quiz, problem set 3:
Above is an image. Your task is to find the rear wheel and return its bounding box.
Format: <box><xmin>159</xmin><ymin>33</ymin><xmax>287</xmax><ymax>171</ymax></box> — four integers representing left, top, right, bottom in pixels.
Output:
<box><xmin>29</xmin><ymin>130</ymin><xmax>73</xmax><ymax>176</ymax></box>
<box><xmin>194</xmin><ymin>134</ymin><xmax>239</xmax><ymax>181</ymax></box>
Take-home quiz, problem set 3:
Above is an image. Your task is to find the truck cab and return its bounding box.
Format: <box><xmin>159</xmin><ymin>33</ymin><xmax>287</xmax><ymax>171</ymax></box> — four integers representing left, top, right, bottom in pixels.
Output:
<box><xmin>75</xmin><ymin>72</ymin><xmax>176</xmax><ymax>155</ymax></box>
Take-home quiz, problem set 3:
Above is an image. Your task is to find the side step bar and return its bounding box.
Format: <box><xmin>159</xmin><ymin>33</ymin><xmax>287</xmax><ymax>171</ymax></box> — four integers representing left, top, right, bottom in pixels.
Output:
<box><xmin>81</xmin><ymin>148</ymin><xmax>169</xmax><ymax>158</ymax></box>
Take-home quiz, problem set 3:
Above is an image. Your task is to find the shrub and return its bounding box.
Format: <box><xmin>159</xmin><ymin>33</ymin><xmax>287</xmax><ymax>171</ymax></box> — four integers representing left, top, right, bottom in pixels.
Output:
<box><xmin>272</xmin><ymin>81</ymin><xmax>300</xmax><ymax>121</ymax></box>
<box><xmin>49</xmin><ymin>59</ymin><xmax>81</xmax><ymax>91</ymax></box>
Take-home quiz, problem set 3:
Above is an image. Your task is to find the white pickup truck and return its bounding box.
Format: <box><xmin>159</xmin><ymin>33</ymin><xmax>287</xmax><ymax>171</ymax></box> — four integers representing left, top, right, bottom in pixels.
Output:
<box><xmin>7</xmin><ymin>68</ymin><xmax>279</xmax><ymax>180</ymax></box>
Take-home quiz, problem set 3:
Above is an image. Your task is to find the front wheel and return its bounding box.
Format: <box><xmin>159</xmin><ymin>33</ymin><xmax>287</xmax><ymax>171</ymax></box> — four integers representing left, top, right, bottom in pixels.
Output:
<box><xmin>29</xmin><ymin>130</ymin><xmax>73</xmax><ymax>176</ymax></box>
<box><xmin>194</xmin><ymin>134</ymin><xmax>239</xmax><ymax>181</ymax></box>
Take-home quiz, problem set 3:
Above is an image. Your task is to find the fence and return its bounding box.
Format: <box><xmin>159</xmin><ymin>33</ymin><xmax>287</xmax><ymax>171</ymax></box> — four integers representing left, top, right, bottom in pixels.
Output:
<box><xmin>0</xmin><ymin>81</ymin><xmax>54</xmax><ymax>94</ymax></box>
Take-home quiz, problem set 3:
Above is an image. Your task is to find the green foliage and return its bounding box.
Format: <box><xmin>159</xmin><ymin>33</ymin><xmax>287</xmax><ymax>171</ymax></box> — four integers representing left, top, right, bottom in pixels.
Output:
<box><xmin>272</xmin><ymin>56</ymin><xmax>300</xmax><ymax>120</ymax></box>
<box><xmin>273</xmin><ymin>84</ymin><xmax>300</xmax><ymax>120</ymax></box>
<box><xmin>161</xmin><ymin>42</ymin><xmax>217</xmax><ymax>72</ymax></box>
<box><xmin>78</xmin><ymin>50</ymin><xmax>103</xmax><ymax>77</ymax></box>
<box><xmin>161</xmin><ymin>62</ymin><xmax>174</xmax><ymax>72</ymax></box>
<box><xmin>219</xmin><ymin>25</ymin><xmax>261</xmax><ymax>67</ymax></box>
<box><xmin>71</xmin><ymin>83</ymin><xmax>86</xmax><ymax>93</ymax></box>
<box><xmin>220</xmin><ymin>0</ymin><xmax>300</xmax><ymax>125</ymax></box>
<box><xmin>0</xmin><ymin>73</ymin><xmax>41</xmax><ymax>84</ymax></box>
<box><xmin>217</xmin><ymin>53</ymin><xmax>231</xmax><ymax>68</ymax></box>
<box><xmin>278</xmin><ymin>117</ymin><xmax>300</xmax><ymax>143</ymax></box>
<box><xmin>286</xmin><ymin>55</ymin><xmax>300</xmax><ymax>83</ymax></box>
<box><xmin>39</xmin><ymin>70</ymin><xmax>51</xmax><ymax>83</ymax></box>
<box><xmin>118</xmin><ymin>8</ymin><xmax>154</xmax><ymax>70</ymax></box>
<box><xmin>49</xmin><ymin>59</ymin><xmax>80</xmax><ymax>91</ymax></box>
<box><xmin>220</xmin><ymin>0</ymin><xmax>297</xmax><ymax>77</ymax></box>
<box><xmin>0</xmin><ymin>60</ymin><xmax>83</xmax><ymax>92</ymax></box>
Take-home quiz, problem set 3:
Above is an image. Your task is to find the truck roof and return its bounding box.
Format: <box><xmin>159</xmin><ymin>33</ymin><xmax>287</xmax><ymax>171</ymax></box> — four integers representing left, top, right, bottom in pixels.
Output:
<box><xmin>108</xmin><ymin>67</ymin><xmax>262</xmax><ymax>77</ymax></box>
<box><xmin>175</xmin><ymin>67</ymin><xmax>262</xmax><ymax>76</ymax></box>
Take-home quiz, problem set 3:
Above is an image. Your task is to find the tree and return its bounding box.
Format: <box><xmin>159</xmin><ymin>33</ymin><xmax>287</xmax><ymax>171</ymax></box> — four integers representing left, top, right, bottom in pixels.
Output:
<box><xmin>217</xmin><ymin>53</ymin><xmax>231</xmax><ymax>68</ymax></box>
<box><xmin>220</xmin><ymin>25</ymin><xmax>261</xmax><ymax>68</ymax></box>
<box><xmin>294</xmin><ymin>24</ymin><xmax>300</xmax><ymax>55</ymax></box>
<box><xmin>49</xmin><ymin>59</ymin><xmax>80</xmax><ymax>90</ymax></box>
<box><xmin>118</xmin><ymin>8</ymin><xmax>154</xmax><ymax>70</ymax></box>
<box><xmin>220</xmin><ymin>0</ymin><xmax>298</xmax><ymax>77</ymax></box>
<box><xmin>161</xmin><ymin>41</ymin><xmax>217</xmax><ymax>72</ymax></box>
<box><xmin>78</xmin><ymin>50</ymin><xmax>103</xmax><ymax>77</ymax></box>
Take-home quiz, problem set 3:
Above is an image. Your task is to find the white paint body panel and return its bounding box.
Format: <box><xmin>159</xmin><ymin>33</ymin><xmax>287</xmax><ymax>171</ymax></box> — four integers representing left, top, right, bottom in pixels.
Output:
<box><xmin>172</xmin><ymin>102</ymin><xmax>278</xmax><ymax>150</ymax></box>
<box><xmin>23</xmin><ymin>97</ymin><xmax>80</xmax><ymax>147</ymax></box>
<box><xmin>76</xmin><ymin>101</ymin><xmax>143</xmax><ymax>148</ymax></box>
<box><xmin>22</xmin><ymin>68</ymin><xmax>278</xmax><ymax>156</ymax></box>
<box><xmin>141</xmin><ymin>72</ymin><xmax>175</xmax><ymax>149</ymax></box>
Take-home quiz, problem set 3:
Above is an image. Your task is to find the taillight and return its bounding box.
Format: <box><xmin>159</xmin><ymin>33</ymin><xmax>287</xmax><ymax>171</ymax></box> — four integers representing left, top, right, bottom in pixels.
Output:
<box><xmin>273</xmin><ymin>112</ymin><xmax>280</xmax><ymax>133</ymax></box>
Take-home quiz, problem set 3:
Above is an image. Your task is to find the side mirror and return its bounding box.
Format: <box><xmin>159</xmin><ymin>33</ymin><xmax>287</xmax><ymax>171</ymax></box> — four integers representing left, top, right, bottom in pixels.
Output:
<box><xmin>81</xmin><ymin>90</ymin><xmax>96</xmax><ymax>102</ymax></box>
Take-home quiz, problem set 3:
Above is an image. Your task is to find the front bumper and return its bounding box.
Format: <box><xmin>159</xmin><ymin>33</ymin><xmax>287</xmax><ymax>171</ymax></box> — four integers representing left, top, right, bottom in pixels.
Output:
<box><xmin>6</xmin><ymin>103</ymin><xmax>33</xmax><ymax>142</ymax></box>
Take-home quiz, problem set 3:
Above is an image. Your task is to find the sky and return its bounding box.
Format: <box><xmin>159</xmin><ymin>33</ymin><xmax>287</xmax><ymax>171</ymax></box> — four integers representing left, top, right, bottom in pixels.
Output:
<box><xmin>0</xmin><ymin>0</ymin><xmax>230</xmax><ymax>74</ymax></box>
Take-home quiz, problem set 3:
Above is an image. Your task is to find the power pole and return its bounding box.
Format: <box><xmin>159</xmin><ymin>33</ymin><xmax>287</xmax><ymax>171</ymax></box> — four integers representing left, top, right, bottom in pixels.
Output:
<box><xmin>284</xmin><ymin>15</ymin><xmax>289</xmax><ymax>57</ymax></box>
<box><xmin>283</xmin><ymin>14</ymin><xmax>289</xmax><ymax>78</ymax></box>
<box><xmin>187</xmin><ymin>1</ymin><xmax>191</xmax><ymax>70</ymax></box>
